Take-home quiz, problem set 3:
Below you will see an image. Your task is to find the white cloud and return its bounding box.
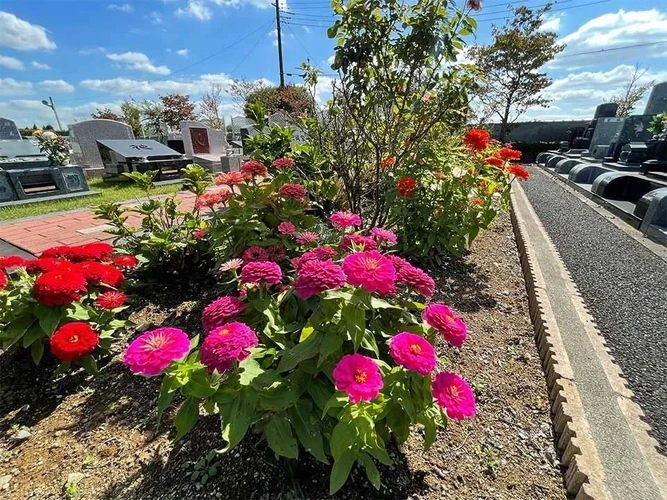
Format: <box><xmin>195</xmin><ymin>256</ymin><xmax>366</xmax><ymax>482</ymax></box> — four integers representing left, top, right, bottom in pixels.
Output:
<box><xmin>38</xmin><ymin>79</ymin><xmax>75</xmax><ymax>93</ymax></box>
<box><xmin>0</xmin><ymin>99</ymin><xmax>126</xmax><ymax>128</ymax></box>
<box><xmin>0</xmin><ymin>78</ymin><xmax>33</xmax><ymax>96</ymax></box>
<box><xmin>106</xmin><ymin>52</ymin><xmax>171</xmax><ymax>75</ymax></box>
<box><xmin>108</xmin><ymin>3</ymin><xmax>134</xmax><ymax>12</ymax></box>
<box><xmin>176</xmin><ymin>0</ymin><xmax>213</xmax><ymax>20</ymax></box>
<box><xmin>31</xmin><ymin>61</ymin><xmax>50</xmax><ymax>70</ymax></box>
<box><xmin>0</xmin><ymin>54</ymin><xmax>24</xmax><ymax>70</ymax></box>
<box><xmin>176</xmin><ymin>48</ymin><xmax>189</xmax><ymax>56</ymax></box>
<box><xmin>552</xmin><ymin>9</ymin><xmax>667</xmax><ymax>69</ymax></box>
<box><xmin>301</xmin><ymin>26</ymin><xmax>312</xmax><ymax>34</ymax></box>
<box><xmin>268</xmin><ymin>29</ymin><xmax>293</xmax><ymax>47</ymax></box>
<box><xmin>0</xmin><ymin>11</ymin><xmax>56</xmax><ymax>51</ymax></box>
<box><xmin>79</xmin><ymin>46</ymin><xmax>107</xmax><ymax>55</ymax></box>
<box><xmin>540</xmin><ymin>13</ymin><xmax>564</xmax><ymax>33</ymax></box>
<box><xmin>149</xmin><ymin>11</ymin><xmax>163</xmax><ymax>24</ymax></box>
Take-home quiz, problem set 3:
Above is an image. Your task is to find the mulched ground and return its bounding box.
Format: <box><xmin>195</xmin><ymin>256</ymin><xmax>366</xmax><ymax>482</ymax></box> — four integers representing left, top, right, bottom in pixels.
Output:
<box><xmin>0</xmin><ymin>214</ymin><xmax>566</xmax><ymax>499</ymax></box>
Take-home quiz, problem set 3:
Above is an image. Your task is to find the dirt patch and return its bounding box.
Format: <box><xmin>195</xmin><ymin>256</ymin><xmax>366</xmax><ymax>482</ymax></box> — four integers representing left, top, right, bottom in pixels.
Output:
<box><xmin>0</xmin><ymin>214</ymin><xmax>566</xmax><ymax>499</ymax></box>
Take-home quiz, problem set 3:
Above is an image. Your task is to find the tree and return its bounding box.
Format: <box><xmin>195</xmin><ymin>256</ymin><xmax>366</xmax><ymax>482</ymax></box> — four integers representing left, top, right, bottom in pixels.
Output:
<box><xmin>244</xmin><ymin>84</ymin><xmax>314</xmax><ymax>120</ymax></box>
<box><xmin>227</xmin><ymin>78</ymin><xmax>268</xmax><ymax>109</ymax></box>
<box><xmin>120</xmin><ymin>100</ymin><xmax>143</xmax><ymax>137</ymax></box>
<box><xmin>200</xmin><ymin>84</ymin><xmax>224</xmax><ymax>130</ymax></box>
<box><xmin>610</xmin><ymin>63</ymin><xmax>655</xmax><ymax>117</ymax></box>
<box><xmin>137</xmin><ymin>100</ymin><xmax>165</xmax><ymax>139</ymax></box>
<box><xmin>91</xmin><ymin>108</ymin><xmax>122</xmax><ymax>121</ymax></box>
<box><xmin>159</xmin><ymin>93</ymin><xmax>198</xmax><ymax>129</ymax></box>
<box><xmin>469</xmin><ymin>5</ymin><xmax>565</xmax><ymax>140</ymax></box>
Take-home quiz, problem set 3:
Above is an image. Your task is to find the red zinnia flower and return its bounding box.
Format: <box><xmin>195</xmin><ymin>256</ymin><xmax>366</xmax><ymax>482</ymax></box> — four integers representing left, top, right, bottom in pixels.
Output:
<box><xmin>279</xmin><ymin>183</ymin><xmax>307</xmax><ymax>200</ymax></box>
<box><xmin>34</xmin><ymin>269</ymin><xmax>87</xmax><ymax>306</ymax></box>
<box><xmin>50</xmin><ymin>322</ymin><xmax>100</xmax><ymax>362</ymax></box>
<box><xmin>266</xmin><ymin>244</ymin><xmax>287</xmax><ymax>262</ymax></box>
<box><xmin>396</xmin><ymin>177</ymin><xmax>417</xmax><ymax>198</ymax></box>
<box><xmin>112</xmin><ymin>255</ymin><xmax>139</xmax><ymax>269</ymax></box>
<box><xmin>96</xmin><ymin>291</ymin><xmax>127</xmax><ymax>309</ymax></box>
<box><xmin>194</xmin><ymin>228</ymin><xmax>208</xmax><ymax>240</ymax></box>
<box><xmin>471</xmin><ymin>196</ymin><xmax>484</xmax><ymax>206</ymax></box>
<box><xmin>215</xmin><ymin>171</ymin><xmax>246</xmax><ymax>186</ymax></box>
<box><xmin>240</xmin><ymin>160</ymin><xmax>268</xmax><ymax>178</ymax></box>
<box><xmin>463</xmin><ymin>128</ymin><xmax>490</xmax><ymax>152</ymax></box>
<box><xmin>272</xmin><ymin>157</ymin><xmax>295</xmax><ymax>170</ymax></box>
<box><xmin>484</xmin><ymin>156</ymin><xmax>504</xmax><ymax>168</ymax></box>
<box><xmin>381</xmin><ymin>156</ymin><xmax>395</xmax><ymax>168</ymax></box>
<box><xmin>496</xmin><ymin>147</ymin><xmax>522</xmax><ymax>161</ymax></box>
<box><xmin>0</xmin><ymin>255</ymin><xmax>25</xmax><ymax>270</ymax></box>
<box><xmin>43</xmin><ymin>243</ymin><xmax>114</xmax><ymax>262</ymax></box>
<box><xmin>507</xmin><ymin>165</ymin><xmax>530</xmax><ymax>181</ymax></box>
<box><xmin>0</xmin><ymin>271</ymin><xmax>7</xmax><ymax>291</ymax></box>
<box><xmin>75</xmin><ymin>262</ymin><xmax>125</xmax><ymax>288</ymax></box>
<box><xmin>242</xmin><ymin>246</ymin><xmax>269</xmax><ymax>263</ymax></box>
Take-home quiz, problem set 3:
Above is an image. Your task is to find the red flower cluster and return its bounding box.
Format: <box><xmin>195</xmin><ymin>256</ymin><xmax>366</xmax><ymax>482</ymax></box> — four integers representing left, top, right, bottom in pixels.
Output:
<box><xmin>96</xmin><ymin>290</ymin><xmax>127</xmax><ymax>309</ymax></box>
<box><xmin>216</xmin><ymin>171</ymin><xmax>246</xmax><ymax>186</ymax></box>
<box><xmin>195</xmin><ymin>190</ymin><xmax>232</xmax><ymax>209</ymax></box>
<box><xmin>471</xmin><ymin>196</ymin><xmax>484</xmax><ymax>206</ymax></box>
<box><xmin>34</xmin><ymin>269</ymin><xmax>88</xmax><ymax>306</ymax></box>
<box><xmin>484</xmin><ymin>156</ymin><xmax>504</xmax><ymax>168</ymax></box>
<box><xmin>0</xmin><ymin>271</ymin><xmax>7</xmax><ymax>291</ymax></box>
<box><xmin>42</xmin><ymin>242</ymin><xmax>114</xmax><ymax>262</ymax></box>
<box><xmin>266</xmin><ymin>244</ymin><xmax>287</xmax><ymax>262</ymax></box>
<box><xmin>49</xmin><ymin>322</ymin><xmax>99</xmax><ymax>362</ymax></box>
<box><xmin>0</xmin><ymin>255</ymin><xmax>25</xmax><ymax>270</ymax></box>
<box><xmin>279</xmin><ymin>183</ymin><xmax>307</xmax><ymax>200</ymax></box>
<box><xmin>75</xmin><ymin>262</ymin><xmax>125</xmax><ymax>288</ymax></box>
<box><xmin>272</xmin><ymin>157</ymin><xmax>295</xmax><ymax>170</ymax></box>
<box><xmin>464</xmin><ymin>128</ymin><xmax>490</xmax><ymax>151</ymax></box>
<box><xmin>397</xmin><ymin>177</ymin><xmax>417</xmax><ymax>198</ymax></box>
<box><xmin>240</xmin><ymin>160</ymin><xmax>268</xmax><ymax>178</ymax></box>
<box><xmin>242</xmin><ymin>246</ymin><xmax>269</xmax><ymax>263</ymax></box>
<box><xmin>381</xmin><ymin>156</ymin><xmax>396</xmax><ymax>168</ymax></box>
<box><xmin>496</xmin><ymin>147</ymin><xmax>522</xmax><ymax>161</ymax></box>
<box><xmin>112</xmin><ymin>255</ymin><xmax>139</xmax><ymax>269</ymax></box>
<box><xmin>507</xmin><ymin>165</ymin><xmax>530</xmax><ymax>181</ymax></box>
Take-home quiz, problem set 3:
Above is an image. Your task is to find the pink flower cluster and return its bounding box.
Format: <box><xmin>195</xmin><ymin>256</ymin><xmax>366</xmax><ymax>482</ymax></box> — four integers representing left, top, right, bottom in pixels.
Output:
<box><xmin>200</xmin><ymin>322</ymin><xmax>258</xmax><ymax>373</ymax></box>
<box><xmin>423</xmin><ymin>304</ymin><xmax>468</xmax><ymax>348</ymax></box>
<box><xmin>242</xmin><ymin>246</ymin><xmax>268</xmax><ymax>263</ymax></box>
<box><xmin>396</xmin><ymin>263</ymin><xmax>435</xmax><ymax>297</ymax></box>
<box><xmin>124</xmin><ymin>327</ymin><xmax>190</xmax><ymax>376</ymax></box>
<box><xmin>370</xmin><ymin>227</ymin><xmax>397</xmax><ymax>245</ymax></box>
<box><xmin>295</xmin><ymin>231</ymin><xmax>319</xmax><ymax>245</ymax></box>
<box><xmin>240</xmin><ymin>160</ymin><xmax>268</xmax><ymax>178</ymax></box>
<box><xmin>342</xmin><ymin>251</ymin><xmax>396</xmax><ymax>294</ymax></box>
<box><xmin>295</xmin><ymin>259</ymin><xmax>346</xmax><ymax>299</ymax></box>
<box><xmin>432</xmin><ymin>372</ymin><xmax>476</xmax><ymax>420</ymax></box>
<box><xmin>240</xmin><ymin>261</ymin><xmax>282</xmax><ymax>285</ymax></box>
<box><xmin>272</xmin><ymin>157</ymin><xmax>295</xmax><ymax>170</ymax></box>
<box><xmin>202</xmin><ymin>296</ymin><xmax>247</xmax><ymax>333</ymax></box>
<box><xmin>279</xmin><ymin>183</ymin><xmax>307</xmax><ymax>200</ymax></box>
<box><xmin>330</xmin><ymin>211</ymin><xmax>362</xmax><ymax>230</ymax></box>
<box><xmin>333</xmin><ymin>354</ymin><xmax>383</xmax><ymax>403</ymax></box>
<box><xmin>195</xmin><ymin>190</ymin><xmax>231</xmax><ymax>209</ymax></box>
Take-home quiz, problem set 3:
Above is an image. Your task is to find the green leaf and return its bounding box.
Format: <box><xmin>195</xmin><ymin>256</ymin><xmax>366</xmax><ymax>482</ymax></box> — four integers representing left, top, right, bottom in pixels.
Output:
<box><xmin>329</xmin><ymin>449</ymin><xmax>355</xmax><ymax>495</ymax></box>
<box><xmin>288</xmin><ymin>400</ymin><xmax>328</xmax><ymax>464</ymax></box>
<box><xmin>299</xmin><ymin>325</ymin><xmax>315</xmax><ymax>343</ymax></box>
<box><xmin>220</xmin><ymin>388</ymin><xmax>257</xmax><ymax>451</ymax></box>
<box><xmin>53</xmin><ymin>361</ymin><xmax>71</xmax><ymax>376</ymax></box>
<box><xmin>1</xmin><ymin>316</ymin><xmax>34</xmax><ymax>341</ymax></box>
<box><xmin>322</xmin><ymin>392</ymin><xmax>349</xmax><ymax>418</ymax></box>
<box><xmin>277</xmin><ymin>334</ymin><xmax>323</xmax><ymax>373</ymax></box>
<box><xmin>357</xmin><ymin>452</ymin><xmax>381</xmax><ymax>489</ymax></box>
<box><xmin>78</xmin><ymin>355</ymin><xmax>98</xmax><ymax>375</ymax></box>
<box><xmin>265</xmin><ymin>412</ymin><xmax>298</xmax><ymax>459</ymax></box>
<box><xmin>22</xmin><ymin>322</ymin><xmax>45</xmax><ymax>348</ymax></box>
<box><xmin>31</xmin><ymin>340</ymin><xmax>44</xmax><ymax>365</ymax></box>
<box><xmin>342</xmin><ymin>304</ymin><xmax>365</xmax><ymax>351</ymax></box>
<box><xmin>330</xmin><ymin>418</ymin><xmax>357</xmax><ymax>461</ymax></box>
<box><xmin>34</xmin><ymin>304</ymin><xmax>61</xmax><ymax>336</ymax></box>
<box><xmin>318</xmin><ymin>331</ymin><xmax>343</xmax><ymax>366</ymax></box>
<box><xmin>157</xmin><ymin>376</ymin><xmax>176</xmax><ymax>427</ymax></box>
<box><xmin>174</xmin><ymin>397</ymin><xmax>200</xmax><ymax>441</ymax></box>
<box><xmin>239</xmin><ymin>358</ymin><xmax>264</xmax><ymax>386</ymax></box>
<box><xmin>182</xmin><ymin>369</ymin><xmax>218</xmax><ymax>399</ymax></box>
<box><xmin>66</xmin><ymin>302</ymin><xmax>90</xmax><ymax>321</ymax></box>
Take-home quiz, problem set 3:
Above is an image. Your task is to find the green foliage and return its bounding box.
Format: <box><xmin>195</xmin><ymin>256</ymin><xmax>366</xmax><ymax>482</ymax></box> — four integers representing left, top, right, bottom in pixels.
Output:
<box><xmin>244</xmin><ymin>84</ymin><xmax>314</xmax><ymax>119</ymax></box>
<box><xmin>189</xmin><ymin>450</ymin><xmax>221</xmax><ymax>486</ymax></box>
<box><xmin>34</xmin><ymin>130</ymin><xmax>70</xmax><ymax>166</ymax></box>
<box><xmin>649</xmin><ymin>112</ymin><xmax>667</xmax><ymax>138</ymax></box>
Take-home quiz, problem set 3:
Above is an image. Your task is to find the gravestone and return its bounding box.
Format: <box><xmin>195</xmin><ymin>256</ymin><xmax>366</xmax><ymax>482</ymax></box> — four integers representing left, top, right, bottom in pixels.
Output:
<box><xmin>581</xmin><ymin>118</ymin><xmax>625</xmax><ymax>160</ymax></box>
<box><xmin>0</xmin><ymin>118</ymin><xmax>21</xmax><ymax>141</ymax></box>
<box><xmin>97</xmin><ymin>139</ymin><xmax>187</xmax><ymax>180</ymax></box>
<box><xmin>603</xmin><ymin>115</ymin><xmax>655</xmax><ymax>163</ymax></box>
<box><xmin>569</xmin><ymin>103</ymin><xmax>619</xmax><ymax>152</ymax></box>
<box><xmin>230</xmin><ymin>116</ymin><xmax>254</xmax><ymax>142</ymax></box>
<box><xmin>180</xmin><ymin>120</ymin><xmax>228</xmax><ymax>172</ymax></box>
<box><xmin>69</xmin><ymin>119</ymin><xmax>134</xmax><ymax>169</ymax></box>
<box><xmin>0</xmin><ymin>139</ymin><xmax>49</xmax><ymax>169</ymax></box>
<box><xmin>0</xmin><ymin>172</ymin><xmax>18</xmax><ymax>202</ymax></box>
<box><xmin>644</xmin><ymin>82</ymin><xmax>667</xmax><ymax>116</ymax></box>
<box><xmin>634</xmin><ymin>187</ymin><xmax>667</xmax><ymax>236</ymax></box>
<box><xmin>4</xmin><ymin>166</ymin><xmax>89</xmax><ymax>202</ymax></box>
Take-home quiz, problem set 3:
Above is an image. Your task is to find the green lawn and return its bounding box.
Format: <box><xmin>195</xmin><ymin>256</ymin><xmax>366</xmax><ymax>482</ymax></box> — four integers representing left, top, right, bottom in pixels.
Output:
<box><xmin>0</xmin><ymin>178</ymin><xmax>184</xmax><ymax>222</ymax></box>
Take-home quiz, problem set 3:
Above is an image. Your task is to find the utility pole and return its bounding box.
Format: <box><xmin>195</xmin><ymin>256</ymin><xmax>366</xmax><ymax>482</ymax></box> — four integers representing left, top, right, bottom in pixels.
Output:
<box><xmin>273</xmin><ymin>2</ymin><xmax>285</xmax><ymax>88</ymax></box>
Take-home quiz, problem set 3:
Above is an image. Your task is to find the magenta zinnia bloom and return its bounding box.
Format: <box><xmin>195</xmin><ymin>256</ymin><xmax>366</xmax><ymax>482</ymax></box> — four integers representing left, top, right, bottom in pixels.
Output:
<box><xmin>370</xmin><ymin>227</ymin><xmax>397</xmax><ymax>245</ymax></box>
<box><xmin>423</xmin><ymin>304</ymin><xmax>468</xmax><ymax>348</ymax></box>
<box><xmin>200</xmin><ymin>322</ymin><xmax>259</xmax><ymax>374</ymax></box>
<box><xmin>278</xmin><ymin>221</ymin><xmax>296</xmax><ymax>235</ymax></box>
<box><xmin>240</xmin><ymin>261</ymin><xmax>282</xmax><ymax>285</ymax></box>
<box><xmin>342</xmin><ymin>251</ymin><xmax>396</xmax><ymax>294</ymax></box>
<box><xmin>242</xmin><ymin>246</ymin><xmax>269</xmax><ymax>263</ymax></box>
<box><xmin>123</xmin><ymin>327</ymin><xmax>190</xmax><ymax>376</ymax></box>
<box><xmin>397</xmin><ymin>264</ymin><xmax>435</xmax><ymax>298</ymax></box>
<box><xmin>295</xmin><ymin>231</ymin><xmax>319</xmax><ymax>245</ymax></box>
<box><xmin>330</xmin><ymin>211</ymin><xmax>362</xmax><ymax>230</ymax></box>
<box><xmin>333</xmin><ymin>354</ymin><xmax>383</xmax><ymax>403</ymax></box>
<box><xmin>266</xmin><ymin>244</ymin><xmax>287</xmax><ymax>262</ymax></box>
<box><xmin>202</xmin><ymin>296</ymin><xmax>247</xmax><ymax>333</ymax></box>
<box><xmin>432</xmin><ymin>372</ymin><xmax>476</xmax><ymax>420</ymax></box>
<box><xmin>387</xmin><ymin>254</ymin><xmax>410</xmax><ymax>271</ymax></box>
<box><xmin>279</xmin><ymin>183</ymin><xmax>307</xmax><ymax>200</ymax></box>
<box><xmin>389</xmin><ymin>332</ymin><xmax>436</xmax><ymax>375</ymax></box>
<box><xmin>295</xmin><ymin>259</ymin><xmax>346</xmax><ymax>299</ymax></box>
<box><xmin>341</xmin><ymin>234</ymin><xmax>377</xmax><ymax>252</ymax></box>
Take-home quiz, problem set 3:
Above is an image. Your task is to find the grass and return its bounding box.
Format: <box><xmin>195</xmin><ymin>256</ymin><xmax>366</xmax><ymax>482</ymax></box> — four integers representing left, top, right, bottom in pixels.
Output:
<box><xmin>0</xmin><ymin>178</ymin><xmax>184</xmax><ymax>222</ymax></box>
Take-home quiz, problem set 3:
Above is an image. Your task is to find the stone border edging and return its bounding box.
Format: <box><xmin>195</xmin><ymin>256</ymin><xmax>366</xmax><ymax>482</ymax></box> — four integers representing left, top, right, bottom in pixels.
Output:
<box><xmin>509</xmin><ymin>182</ymin><xmax>667</xmax><ymax>500</ymax></box>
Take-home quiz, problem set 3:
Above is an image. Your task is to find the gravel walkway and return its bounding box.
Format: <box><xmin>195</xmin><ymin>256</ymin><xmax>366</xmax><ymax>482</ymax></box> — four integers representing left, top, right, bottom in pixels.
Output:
<box><xmin>522</xmin><ymin>166</ymin><xmax>667</xmax><ymax>453</ymax></box>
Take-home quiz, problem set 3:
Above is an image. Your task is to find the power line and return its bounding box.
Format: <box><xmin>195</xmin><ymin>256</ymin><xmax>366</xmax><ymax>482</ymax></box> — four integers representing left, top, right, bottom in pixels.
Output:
<box><xmin>284</xmin><ymin>23</ymin><xmax>324</xmax><ymax>73</ymax></box>
<box><xmin>557</xmin><ymin>41</ymin><xmax>667</xmax><ymax>58</ymax></box>
<box><xmin>475</xmin><ymin>0</ymin><xmax>611</xmax><ymax>22</ymax></box>
<box><xmin>58</xmin><ymin>19</ymin><xmax>275</xmax><ymax>104</ymax></box>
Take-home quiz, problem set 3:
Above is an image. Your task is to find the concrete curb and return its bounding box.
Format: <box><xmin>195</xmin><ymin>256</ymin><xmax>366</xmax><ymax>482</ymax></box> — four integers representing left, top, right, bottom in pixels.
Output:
<box><xmin>510</xmin><ymin>181</ymin><xmax>667</xmax><ymax>500</ymax></box>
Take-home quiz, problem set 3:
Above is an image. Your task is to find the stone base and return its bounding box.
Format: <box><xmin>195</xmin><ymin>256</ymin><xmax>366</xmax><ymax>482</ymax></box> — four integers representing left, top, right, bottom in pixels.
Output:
<box><xmin>601</xmin><ymin>161</ymin><xmax>642</xmax><ymax>172</ymax></box>
<box><xmin>0</xmin><ymin>190</ymin><xmax>99</xmax><ymax>207</ymax></box>
<box><xmin>641</xmin><ymin>160</ymin><xmax>667</xmax><ymax>175</ymax></box>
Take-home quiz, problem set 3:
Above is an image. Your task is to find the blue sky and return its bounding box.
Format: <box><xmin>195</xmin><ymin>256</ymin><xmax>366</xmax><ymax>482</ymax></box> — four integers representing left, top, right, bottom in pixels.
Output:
<box><xmin>1</xmin><ymin>0</ymin><xmax>666</xmax><ymax>128</ymax></box>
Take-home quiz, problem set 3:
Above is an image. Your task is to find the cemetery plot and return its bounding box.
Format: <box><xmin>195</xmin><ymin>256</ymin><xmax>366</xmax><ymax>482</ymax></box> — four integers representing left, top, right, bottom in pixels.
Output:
<box><xmin>97</xmin><ymin>139</ymin><xmax>187</xmax><ymax>181</ymax></box>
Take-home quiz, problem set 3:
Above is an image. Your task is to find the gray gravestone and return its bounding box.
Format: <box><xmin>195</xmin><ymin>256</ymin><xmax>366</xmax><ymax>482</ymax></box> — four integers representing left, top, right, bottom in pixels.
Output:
<box><xmin>643</xmin><ymin>82</ymin><xmax>667</xmax><ymax>116</ymax></box>
<box><xmin>0</xmin><ymin>139</ymin><xmax>44</xmax><ymax>159</ymax></box>
<box><xmin>0</xmin><ymin>172</ymin><xmax>18</xmax><ymax>202</ymax></box>
<box><xmin>582</xmin><ymin>118</ymin><xmax>625</xmax><ymax>159</ymax></box>
<box><xmin>594</xmin><ymin>103</ymin><xmax>619</xmax><ymax>118</ymax></box>
<box><xmin>0</xmin><ymin>118</ymin><xmax>21</xmax><ymax>141</ymax></box>
<box><xmin>69</xmin><ymin>119</ymin><xmax>134</xmax><ymax>169</ymax></box>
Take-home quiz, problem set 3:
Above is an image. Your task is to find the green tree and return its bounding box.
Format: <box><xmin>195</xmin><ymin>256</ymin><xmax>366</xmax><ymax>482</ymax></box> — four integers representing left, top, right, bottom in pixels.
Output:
<box><xmin>91</xmin><ymin>108</ymin><xmax>123</xmax><ymax>121</ymax></box>
<box><xmin>120</xmin><ymin>100</ymin><xmax>143</xmax><ymax>137</ymax></box>
<box><xmin>469</xmin><ymin>5</ymin><xmax>565</xmax><ymax>140</ymax></box>
<box><xmin>611</xmin><ymin>63</ymin><xmax>655</xmax><ymax>117</ymax></box>
<box><xmin>159</xmin><ymin>93</ymin><xmax>198</xmax><ymax>129</ymax></box>
<box><xmin>244</xmin><ymin>85</ymin><xmax>314</xmax><ymax>120</ymax></box>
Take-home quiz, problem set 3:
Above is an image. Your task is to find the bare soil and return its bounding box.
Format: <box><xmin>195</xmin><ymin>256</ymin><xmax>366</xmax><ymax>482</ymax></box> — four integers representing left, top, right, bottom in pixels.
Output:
<box><xmin>0</xmin><ymin>214</ymin><xmax>567</xmax><ymax>499</ymax></box>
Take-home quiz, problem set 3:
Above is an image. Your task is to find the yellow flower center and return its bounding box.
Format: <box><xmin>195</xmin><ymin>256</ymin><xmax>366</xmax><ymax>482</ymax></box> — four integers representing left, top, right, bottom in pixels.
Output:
<box><xmin>410</xmin><ymin>343</ymin><xmax>422</xmax><ymax>354</ymax></box>
<box><xmin>144</xmin><ymin>333</ymin><xmax>167</xmax><ymax>350</ymax></box>
<box><xmin>354</xmin><ymin>369</ymin><xmax>368</xmax><ymax>384</ymax></box>
<box><xmin>449</xmin><ymin>386</ymin><xmax>460</xmax><ymax>398</ymax></box>
<box><xmin>362</xmin><ymin>257</ymin><xmax>378</xmax><ymax>270</ymax></box>
<box><xmin>69</xmin><ymin>335</ymin><xmax>79</xmax><ymax>343</ymax></box>
<box><xmin>218</xmin><ymin>328</ymin><xmax>230</xmax><ymax>336</ymax></box>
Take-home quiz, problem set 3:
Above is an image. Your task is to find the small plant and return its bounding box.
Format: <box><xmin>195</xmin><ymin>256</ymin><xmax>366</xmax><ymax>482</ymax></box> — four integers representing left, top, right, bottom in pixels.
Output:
<box><xmin>476</xmin><ymin>444</ymin><xmax>501</xmax><ymax>478</ymax></box>
<box><xmin>34</xmin><ymin>130</ymin><xmax>70</xmax><ymax>166</ymax></box>
<box><xmin>189</xmin><ymin>450</ymin><xmax>220</xmax><ymax>485</ymax></box>
<box><xmin>63</xmin><ymin>481</ymin><xmax>80</xmax><ymax>500</ymax></box>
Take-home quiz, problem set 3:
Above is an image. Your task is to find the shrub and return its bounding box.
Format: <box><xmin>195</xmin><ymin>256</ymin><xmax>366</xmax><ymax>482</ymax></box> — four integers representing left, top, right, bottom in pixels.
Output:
<box><xmin>0</xmin><ymin>244</ymin><xmax>132</xmax><ymax>374</ymax></box>
<box><xmin>34</xmin><ymin>129</ymin><xmax>70</xmax><ymax>166</ymax></box>
<box><xmin>124</xmin><ymin>202</ymin><xmax>477</xmax><ymax>493</ymax></box>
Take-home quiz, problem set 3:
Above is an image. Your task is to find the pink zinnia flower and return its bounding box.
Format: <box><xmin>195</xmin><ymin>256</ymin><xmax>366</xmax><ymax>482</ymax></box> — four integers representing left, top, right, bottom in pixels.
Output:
<box><xmin>202</xmin><ymin>296</ymin><xmax>247</xmax><ymax>333</ymax></box>
<box><xmin>330</xmin><ymin>211</ymin><xmax>362</xmax><ymax>230</ymax></box>
<box><xmin>278</xmin><ymin>221</ymin><xmax>296</xmax><ymax>235</ymax></box>
<box><xmin>294</xmin><ymin>259</ymin><xmax>347</xmax><ymax>299</ymax></box>
<box><xmin>333</xmin><ymin>354</ymin><xmax>383</xmax><ymax>403</ymax></box>
<box><xmin>215</xmin><ymin>171</ymin><xmax>245</xmax><ymax>186</ymax></box>
<box><xmin>389</xmin><ymin>332</ymin><xmax>437</xmax><ymax>375</ymax></box>
<box><xmin>423</xmin><ymin>304</ymin><xmax>468</xmax><ymax>348</ymax></box>
<box><xmin>387</xmin><ymin>254</ymin><xmax>410</xmax><ymax>271</ymax></box>
<box><xmin>272</xmin><ymin>157</ymin><xmax>296</xmax><ymax>170</ymax></box>
<box><xmin>123</xmin><ymin>327</ymin><xmax>190</xmax><ymax>376</ymax></box>
<box><xmin>369</xmin><ymin>228</ymin><xmax>397</xmax><ymax>245</ymax></box>
<box><xmin>240</xmin><ymin>261</ymin><xmax>282</xmax><ymax>285</ymax></box>
<box><xmin>341</xmin><ymin>234</ymin><xmax>377</xmax><ymax>252</ymax></box>
<box><xmin>296</xmin><ymin>231</ymin><xmax>319</xmax><ymax>245</ymax></box>
<box><xmin>220</xmin><ymin>258</ymin><xmax>243</xmax><ymax>272</ymax></box>
<box><xmin>242</xmin><ymin>246</ymin><xmax>269</xmax><ymax>263</ymax></box>
<box><xmin>342</xmin><ymin>251</ymin><xmax>396</xmax><ymax>294</ymax></box>
<box><xmin>432</xmin><ymin>372</ymin><xmax>476</xmax><ymax>420</ymax></box>
<box><xmin>195</xmin><ymin>190</ymin><xmax>231</xmax><ymax>209</ymax></box>
<box><xmin>96</xmin><ymin>290</ymin><xmax>127</xmax><ymax>309</ymax></box>
<box><xmin>200</xmin><ymin>322</ymin><xmax>259</xmax><ymax>374</ymax></box>
<box><xmin>241</xmin><ymin>160</ymin><xmax>268</xmax><ymax>179</ymax></box>
<box><xmin>194</xmin><ymin>228</ymin><xmax>208</xmax><ymax>240</ymax></box>
<box><xmin>279</xmin><ymin>183</ymin><xmax>307</xmax><ymax>200</ymax></box>
<box><xmin>293</xmin><ymin>246</ymin><xmax>338</xmax><ymax>270</ymax></box>
<box><xmin>397</xmin><ymin>264</ymin><xmax>436</xmax><ymax>298</ymax></box>
<box><xmin>266</xmin><ymin>244</ymin><xmax>287</xmax><ymax>262</ymax></box>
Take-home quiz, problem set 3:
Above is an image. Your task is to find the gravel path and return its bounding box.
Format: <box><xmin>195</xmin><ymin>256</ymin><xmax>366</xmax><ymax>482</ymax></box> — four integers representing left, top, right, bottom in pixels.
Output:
<box><xmin>522</xmin><ymin>166</ymin><xmax>667</xmax><ymax>453</ymax></box>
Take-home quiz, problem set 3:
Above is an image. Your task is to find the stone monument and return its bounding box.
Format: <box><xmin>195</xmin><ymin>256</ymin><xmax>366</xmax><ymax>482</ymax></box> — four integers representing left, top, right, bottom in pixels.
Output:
<box><xmin>69</xmin><ymin>119</ymin><xmax>135</xmax><ymax>169</ymax></box>
<box><xmin>180</xmin><ymin>120</ymin><xmax>228</xmax><ymax>172</ymax></box>
<box><xmin>0</xmin><ymin>118</ymin><xmax>21</xmax><ymax>141</ymax></box>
